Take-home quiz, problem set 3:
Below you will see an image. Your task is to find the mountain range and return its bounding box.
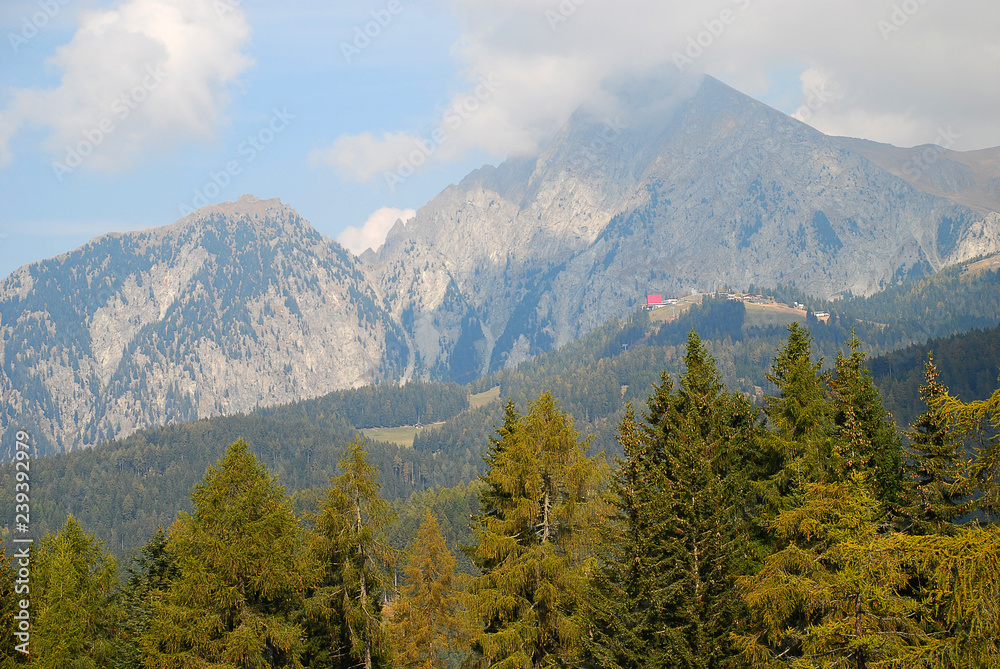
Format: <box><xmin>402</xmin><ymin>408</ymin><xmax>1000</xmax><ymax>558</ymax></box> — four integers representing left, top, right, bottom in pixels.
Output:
<box><xmin>2</xmin><ymin>75</ymin><xmax>999</xmax><ymax>454</ymax></box>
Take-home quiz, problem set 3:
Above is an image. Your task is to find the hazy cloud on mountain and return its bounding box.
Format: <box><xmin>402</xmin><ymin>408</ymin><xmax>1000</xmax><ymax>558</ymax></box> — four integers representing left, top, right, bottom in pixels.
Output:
<box><xmin>317</xmin><ymin>0</ymin><xmax>1000</xmax><ymax>183</ymax></box>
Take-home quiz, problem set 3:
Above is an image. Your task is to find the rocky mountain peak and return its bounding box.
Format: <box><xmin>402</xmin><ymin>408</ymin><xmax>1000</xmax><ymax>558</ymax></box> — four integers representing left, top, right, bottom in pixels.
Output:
<box><xmin>367</xmin><ymin>74</ymin><xmax>1000</xmax><ymax>378</ymax></box>
<box><xmin>0</xmin><ymin>198</ymin><xmax>406</xmax><ymax>454</ymax></box>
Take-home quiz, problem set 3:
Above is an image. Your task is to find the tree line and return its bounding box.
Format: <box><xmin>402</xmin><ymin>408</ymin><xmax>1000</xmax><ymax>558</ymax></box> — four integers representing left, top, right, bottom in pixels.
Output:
<box><xmin>3</xmin><ymin>324</ymin><xmax>1000</xmax><ymax>667</ymax></box>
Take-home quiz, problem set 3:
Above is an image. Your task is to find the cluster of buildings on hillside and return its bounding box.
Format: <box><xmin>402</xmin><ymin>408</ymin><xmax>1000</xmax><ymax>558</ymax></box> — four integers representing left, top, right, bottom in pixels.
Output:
<box><xmin>724</xmin><ymin>293</ymin><xmax>771</xmax><ymax>305</ymax></box>
<box><xmin>643</xmin><ymin>291</ymin><xmax>773</xmax><ymax>309</ymax></box>
<box><xmin>642</xmin><ymin>294</ymin><xmax>679</xmax><ymax>310</ymax></box>
<box><xmin>642</xmin><ymin>291</ymin><xmax>831</xmax><ymax>322</ymax></box>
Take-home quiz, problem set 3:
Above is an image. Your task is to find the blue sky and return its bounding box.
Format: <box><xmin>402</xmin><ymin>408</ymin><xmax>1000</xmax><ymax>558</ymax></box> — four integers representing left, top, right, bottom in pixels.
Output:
<box><xmin>1</xmin><ymin>0</ymin><xmax>998</xmax><ymax>279</ymax></box>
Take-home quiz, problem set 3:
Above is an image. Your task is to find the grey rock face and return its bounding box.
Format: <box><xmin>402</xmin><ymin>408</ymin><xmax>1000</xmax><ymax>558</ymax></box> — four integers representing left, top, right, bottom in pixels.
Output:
<box><xmin>5</xmin><ymin>77</ymin><xmax>999</xmax><ymax>454</ymax></box>
<box><xmin>367</xmin><ymin>76</ymin><xmax>1000</xmax><ymax>376</ymax></box>
<box><xmin>0</xmin><ymin>195</ymin><xmax>406</xmax><ymax>454</ymax></box>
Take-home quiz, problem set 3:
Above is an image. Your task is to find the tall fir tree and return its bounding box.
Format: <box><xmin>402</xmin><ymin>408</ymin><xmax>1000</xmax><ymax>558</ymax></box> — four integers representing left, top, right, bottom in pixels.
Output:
<box><xmin>584</xmin><ymin>333</ymin><xmax>759</xmax><ymax>668</ymax></box>
<box><xmin>31</xmin><ymin>516</ymin><xmax>120</xmax><ymax>669</ymax></box>
<box><xmin>830</xmin><ymin>330</ymin><xmax>903</xmax><ymax>507</ymax></box>
<box><xmin>466</xmin><ymin>392</ymin><xmax>605</xmax><ymax>668</ymax></box>
<box><xmin>301</xmin><ymin>437</ymin><xmax>393</xmax><ymax>669</ymax></box>
<box><xmin>112</xmin><ymin>527</ymin><xmax>179</xmax><ymax>669</ymax></box>
<box><xmin>583</xmin><ymin>406</ymin><xmax>663</xmax><ymax>669</ymax></box>
<box><xmin>898</xmin><ymin>354</ymin><xmax>972</xmax><ymax>535</ymax></box>
<box><xmin>759</xmin><ymin>323</ymin><xmax>835</xmax><ymax>525</ymax></box>
<box><xmin>474</xmin><ymin>399</ymin><xmax>521</xmax><ymax>565</ymax></box>
<box><xmin>389</xmin><ymin>509</ymin><xmax>468</xmax><ymax>669</ymax></box>
<box><xmin>143</xmin><ymin>439</ymin><xmax>306</xmax><ymax>668</ymax></box>
<box><xmin>736</xmin><ymin>474</ymin><xmax>929</xmax><ymax>667</ymax></box>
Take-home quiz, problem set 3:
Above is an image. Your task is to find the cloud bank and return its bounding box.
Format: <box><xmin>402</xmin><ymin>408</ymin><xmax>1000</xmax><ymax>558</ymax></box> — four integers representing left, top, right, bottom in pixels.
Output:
<box><xmin>0</xmin><ymin>0</ymin><xmax>252</xmax><ymax>175</ymax></box>
<box><xmin>316</xmin><ymin>0</ymin><xmax>1000</xmax><ymax>184</ymax></box>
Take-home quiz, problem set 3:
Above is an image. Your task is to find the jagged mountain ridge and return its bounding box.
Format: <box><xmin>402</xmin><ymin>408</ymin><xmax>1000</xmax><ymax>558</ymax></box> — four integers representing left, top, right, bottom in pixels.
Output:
<box><xmin>4</xmin><ymin>77</ymin><xmax>1000</xmax><ymax>455</ymax></box>
<box><xmin>367</xmin><ymin>75</ymin><xmax>1000</xmax><ymax>377</ymax></box>
<box><xmin>834</xmin><ymin>137</ymin><xmax>1000</xmax><ymax>215</ymax></box>
<box><xmin>0</xmin><ymin>195</ymin><xmax>407</xmax><ymax>454</ymax></box>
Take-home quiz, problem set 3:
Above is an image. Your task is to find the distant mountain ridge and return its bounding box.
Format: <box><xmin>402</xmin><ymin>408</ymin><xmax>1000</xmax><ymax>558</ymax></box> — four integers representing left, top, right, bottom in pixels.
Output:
<box><xmin>4</xmin><ymin>76</ymin><xmax>1000</xmax><ymax>454</ymax></box>
<box><xmin>834</xmin><ymin>137</ymin><xmax>1000</xmax><ymax>215</ymax></box>
<box><xmin>367</xmin><ymin>75</ymin><xmax>1000</xmax><ymax>378</ymax></box>
<box><xmin>0</xmin><ymin>195</ymin><xmax>406</xmax><ymax>454</ymax></box>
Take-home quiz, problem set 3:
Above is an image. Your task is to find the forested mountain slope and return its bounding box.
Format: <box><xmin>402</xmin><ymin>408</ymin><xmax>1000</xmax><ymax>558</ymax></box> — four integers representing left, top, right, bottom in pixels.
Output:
<box><xmin>8</xmin><ymin>254</ymin><xmax>998</xmax><ymax>565</ymax></box>
<box><xmin>0</xmin><ymin>195</ymin><xmax>407</xmax><ymax>456</ymax></box>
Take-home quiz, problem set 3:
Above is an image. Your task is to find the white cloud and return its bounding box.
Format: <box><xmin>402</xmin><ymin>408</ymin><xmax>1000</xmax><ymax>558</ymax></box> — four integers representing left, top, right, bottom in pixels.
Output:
<box><xmin>310</xmin><ymin>131</ymin><xmax>422</xmax><ymax>182</ymax></box>
<box><xmin>318</xmin><ymin>0</ymin><xmax>1000</xmax><ymax>182</ymax></box>
<box><xmin>337</xmin><ymin>206</ymin><xmax>416</xmax><ymax>255</ymax></box>
<box><xmin>0</xmin><ymin>0</ymin><xmax>252</xmax><ymax>173</ymax></box>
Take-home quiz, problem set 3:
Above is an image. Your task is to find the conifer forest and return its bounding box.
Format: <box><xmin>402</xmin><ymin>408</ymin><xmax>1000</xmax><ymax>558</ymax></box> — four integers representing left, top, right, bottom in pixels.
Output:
<box><xmin>3</xmin><ymin>324</ymin><xmax>999</xmax><ymax>668</ymax></box>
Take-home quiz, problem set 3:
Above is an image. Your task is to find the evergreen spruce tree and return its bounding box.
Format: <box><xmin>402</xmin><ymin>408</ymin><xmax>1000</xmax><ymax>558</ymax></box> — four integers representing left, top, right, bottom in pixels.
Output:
<box><xmin>474</xmin><ymin>399</ymin><xmax>521</xmax><ymax>561</ymax></box>
<box><xmin>760</xmin><ymin>323</ymin><xmax>835</xmax><ymax>523</ymax></box>
<box><xmin>898</xmin><ymin>355</ymin><xmax>972</xmax><ymax>534</ymax></box>
<box><xmin>736</xmin><ymin>474</ymin><xmax>928</xmax><ymax>667</ymax></box>
<box><xmin>390</xmin><ymin>509</ymin><xmax>468</xmax><ymax>669</ymax></box>
<box><xmin>584</xmin><ymin>333</ymin><xmax>759</xmax><ymax>668</ymax></box>
<box><xmin>32</xmin><ymin>516</ymin><xmax>120</xmax><ymax>669</ymax></box>
<box><xmin>112</xmin><ymin>528</ymin><xmax>178</xmax><ymax>669</ymax></box>
<box><xmin>143</xmin><ymin>439</ymin><xmax>305</xmax><ymax>668</ymax></box>
<box><xmin>301</xmin><ymin>437</ymin><xmax>393</xmax><ymax>669</ymax></box>
<box><xmin>831</xmin><ymin>330</ymin><xmax>904</xmax><ymax>507</ymax></box>
<box><xmin>583</xmin><ymin>406</ymin><xmax>662</xmax><ymax>669</ymax></box>
<box><xmin>466</xmin><ymin>392</ymin><xmax>605</xmax><ymax>668</ymax></box>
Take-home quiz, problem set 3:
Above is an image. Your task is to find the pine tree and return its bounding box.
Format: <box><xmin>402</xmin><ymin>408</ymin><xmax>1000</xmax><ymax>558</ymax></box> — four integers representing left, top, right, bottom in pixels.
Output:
<box><xmin>583</xmin><ymin>406</ymin><xmax>662</xmax><ymax>669</ymax></box>
<box><xmin>32</xmin><ymin>516</ymin><xmax>120</xmax><ymax>669</ymax></box>
<box><xmin>466</xmin><ymin>392</ymin><xmax>605</xmax><ymax>668</ymax></box>
<box><xmin>474</xmin><ymin>399</ymin><xmax>521</xmax><ymax>564</ymax></box>
<box><xmin>736</xmin><ymin>474</ymin><xmax>928</xmax><ymax>667</ymax></box>
<box><xmin>143</xmin><ymin>439</ymin><xmax>306</xmax><ymax>668</ymax></box>
<box><xmin>113</xmin><ymin>528</ymin><xmax>178</xmax><ymax>669</ymax></box>
<box><xmin>884</xmin><ymin>525</ymin><xmax>1000</xmax><ymax>665</ymax></box>
<box><xmin>937</xmin><ymin>370</ymin><xmax>1000</xmax><ymax>514</ymax></box>
<box><xmin>759</xmin><ymin>323</ymin><xmax>835</xmax><ymax>524</ymax></box>
<box><xmin>390</xmin><ymin>509</ymin><xmax>468</xmax><ymax>669</ymax></box>
<box><xmin>898</xmin><ymin>355</ymin><xmax>972</xmax><ymax>535</ymax></box>
<box><xmin>302</xmin><ymin>437</ymin><xmax>393</xmax><ymax>669</ymax></box>
<box><xmin>831</xmin><ymin>330</ymin><xmax>903</xmax><ymax>507</ymax></box>
<box><xmin>584</xmin><ymin>333</ymin><xmax>759</xmax><ymax>668</ymax></box>
<box><xmin>766</xmin><ymin>323</ymin><xmax>831</xmax><ymax>446</ymax></box>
